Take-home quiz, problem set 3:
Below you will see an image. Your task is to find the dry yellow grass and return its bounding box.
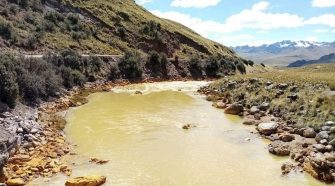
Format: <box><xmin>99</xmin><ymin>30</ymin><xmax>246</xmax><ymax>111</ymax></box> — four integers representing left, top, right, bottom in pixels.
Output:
<box><xmin>245</xmin><ymin>64</ymin><xmax>335</xmax><ymax>90</ymax></box>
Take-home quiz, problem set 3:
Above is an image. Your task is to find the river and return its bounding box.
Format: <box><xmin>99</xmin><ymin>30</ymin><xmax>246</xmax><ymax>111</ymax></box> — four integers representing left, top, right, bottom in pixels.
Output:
<box><xmin>30</xmin><ymin>81</ymin><xmax>328</xmax><ymax>186</ymax></box>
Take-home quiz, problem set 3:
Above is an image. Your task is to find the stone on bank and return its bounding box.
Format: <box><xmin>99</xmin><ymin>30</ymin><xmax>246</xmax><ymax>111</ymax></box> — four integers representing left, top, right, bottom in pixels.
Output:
<box><xmin>65</xmin><ymin>175</ymin><xmax>106</xmax><ymax>186</ymax></box>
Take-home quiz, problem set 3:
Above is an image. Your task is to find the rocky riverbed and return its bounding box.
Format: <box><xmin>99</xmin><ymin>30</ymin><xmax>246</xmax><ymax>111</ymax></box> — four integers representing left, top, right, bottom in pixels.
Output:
<box><xmin>198</xmin><ymin>77</ymin><xmax>335</xmax><ymax>183</ymax></box>
<box><xmin>0</xmin><ymin>80</ymin><xmax>127</xmax><ymax>186</ymax></box>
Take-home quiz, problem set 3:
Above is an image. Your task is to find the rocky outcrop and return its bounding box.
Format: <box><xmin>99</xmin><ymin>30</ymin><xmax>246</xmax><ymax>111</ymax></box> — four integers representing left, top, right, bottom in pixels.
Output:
<box><xmin>304</xmin><ymin>153</ymin><xmax>335</xmax><ymax>183</ymax></box>
<box><xmin>65</xmin><ymin>175</ymin><xmax>106</xmax><ymax>186</ymax></box>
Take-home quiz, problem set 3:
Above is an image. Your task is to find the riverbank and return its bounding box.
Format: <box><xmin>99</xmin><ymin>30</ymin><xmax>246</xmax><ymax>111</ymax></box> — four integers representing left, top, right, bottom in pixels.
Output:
<box><xmin>1</xmin><ymin>77</ymin><xmax>204</xmax><ymax>185</ymax></box>
<box><xmin>0</xmin><ymin>80</ymin><xmax>117</xmax><ymax>185</ymax></box>
<box><xmin>1</xmin><ymin>69</ymin><xmax>334</xmax><ymax>185</ymax></box>
<box><xmin>198</xmin><ymin>69</ymin><xmax>335</xmax><ymax>183</ymax></box>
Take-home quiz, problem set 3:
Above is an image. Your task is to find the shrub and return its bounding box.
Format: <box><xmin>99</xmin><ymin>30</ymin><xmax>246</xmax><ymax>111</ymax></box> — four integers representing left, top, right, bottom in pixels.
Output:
<box><xmin>117</xmin><ymin>27</ymin><xmax>126</xmax><ymax>39</ymax></box>
<box><xmin>61</xmin><ymin>49</ymin><xmax>82</xmax><ymax>71</ymax></box>
<box><xmin>44</xmin><ymin>11</ymin><xmax>64</xmax><ymax>24</ymax></box>
<box><xmin>66</xmin><ymin>13</ymin><xmax>80</xmax><ymax>25</ymax></box>
<box><xmin>118</xmin><ymin>51</ymin><xmax>143</xmax><ymax>79</ymax></box>
<box><xmin>205</xmin><ymin>56</ymin><xmax>220</xmax><ymax>77</ymax></box>
<box><xmin>0</xmin><ymin>64</ymin><xmax>18</xmax><ymax>108</ymax></box>
<box><xmin>220</xmin><ymin>59</ymin><xmax>236</xmax><ymax>75</ymax></box>
<box><xmin>248</xmin><ymin>60</ymin><xmax>254</xmax><ymax>66</ymax></box>
<box><xmin>25</xmin><ymin>34</ymin><xmax>39</xmax><ymax>49</ymax></box>
<box><xmin>188</xmin><ymin>55</ymin><xmax>203</xmax><ymax>78</ymax></box>
<box><xmin>43</xmin><ymin>20</ymin><xmax>56</xmax><ymax>32</ymax></box>
<box><xmin>146</xmin><ymin>51</ymin><xmax>168</xmax><ymax>77</ymax></box>
<box><xmin>109</xmin><ymin>63</ymin><xmax>120</xmax><ymax>80</ymax></box>
<box><xmin>236</xmin><ymin>61</ymin><xmax>246</xmax><ymax>74</ymax></box>
<box><xmin>71</xmin><ymin>70</ymin><xmax>86</xmax><ymax>86</ymax></box>
<box><xmin>261</xmin><ymin>63</ymin><xmax>266</xmax><ymax>67</ymax></box>
<box><xmin>118</xmin><ymin>11</ymin><xmax>130</xmax><ymax>21</ymax></box>
<box><xmin>0</xmin><ymin>20</ymin><xmax>15</xmax><ymax>41</ymax></box>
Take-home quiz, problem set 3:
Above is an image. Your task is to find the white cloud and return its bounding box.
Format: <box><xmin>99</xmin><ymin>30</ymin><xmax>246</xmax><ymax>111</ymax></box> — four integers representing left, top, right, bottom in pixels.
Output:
<box><xmin>312</xmin><ymin>0</ymin><xmax>335</xmax><ymax>7</ymax></box>
<box><xmin>136</xmin><ymin>0</ymin><xmax>153</xmax><ymax>5</ymax></box>
<box><xmin>170</xmin><ymin>0</ymin><xmax>221</xmax><ymax>8</ymax></box>
<box><xmin>151</xmin><ymin>1</ymin><xmax>335</xmax><ymax>46</ymax></box>
<box><xmin>305</xmin><ymin>14</ymin><xmax>335</xmax><ymax>27</ymax></box>
<box><xmin>314</xmin><ymin>29</ymin><xmax>329</xmax><ymax>33</ymax></box>
<box><xmin>152</xmin><ymin>1</ymin><xmax>304</xmax><ymax>34</ymax></box>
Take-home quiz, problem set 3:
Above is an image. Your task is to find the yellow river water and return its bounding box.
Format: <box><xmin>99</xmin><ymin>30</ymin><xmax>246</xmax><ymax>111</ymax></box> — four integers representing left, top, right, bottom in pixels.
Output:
<box><xmin>31</xmin><ymin>81</ymin><xmax>331</xmax><ymax>186</ymax></box>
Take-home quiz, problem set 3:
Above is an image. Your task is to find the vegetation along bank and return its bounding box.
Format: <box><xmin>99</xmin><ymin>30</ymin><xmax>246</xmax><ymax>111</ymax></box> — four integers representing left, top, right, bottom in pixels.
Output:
<box><xmin>199</xmin><ymin>64</ymin><xmax>335</xmax><ymax>183</ymax></box>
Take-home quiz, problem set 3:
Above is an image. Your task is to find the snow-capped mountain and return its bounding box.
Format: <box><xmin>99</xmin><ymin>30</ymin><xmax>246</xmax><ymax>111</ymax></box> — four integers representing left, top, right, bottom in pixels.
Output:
<box><xmin>234</xmin><ymin>40</ymin><xmax>335</xmax><ymax>66</ymax></box>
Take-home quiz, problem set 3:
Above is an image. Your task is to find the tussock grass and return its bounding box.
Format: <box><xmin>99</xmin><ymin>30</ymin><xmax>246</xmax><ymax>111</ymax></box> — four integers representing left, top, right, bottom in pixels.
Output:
<box><xmin>211</xmin><ymin>64</ymin><xmax>335</xmax><ymax>127</ymax></box>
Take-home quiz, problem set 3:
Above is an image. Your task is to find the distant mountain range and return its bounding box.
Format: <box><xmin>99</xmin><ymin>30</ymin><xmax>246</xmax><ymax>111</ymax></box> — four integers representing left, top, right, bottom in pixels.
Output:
<box><xmin>288</xmin><ymin>53</ymin><xmax>335</xmax><ymax>67</ymax></box>
<box><xmin>234</xmin><ymin>40</ymin><xmax>335</xmax><ymax>66</ymax></box>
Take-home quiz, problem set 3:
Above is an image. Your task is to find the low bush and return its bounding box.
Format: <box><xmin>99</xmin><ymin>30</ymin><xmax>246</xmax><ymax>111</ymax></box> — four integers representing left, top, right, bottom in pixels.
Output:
<box><xmin>147</xmin><ymin>51</ymin><xmax>168</xmax><ymax>77</ymax></box>
<box><xmin>109</xmin><ymin>63</ymin><xmax>120</xmax><ymax>80</ymax></box>
<box><xmin>188</xmin><ymin>55</ymin><xmax>203</xmax><ymax>78</ymax></box>
<box><xmin>118</xmin><ymin>50</ymin><xmax>143</xmax><ymax>79</ymax></box>
<box><xmin>204</xmin><ymin>56</ymin><xmax>220</xmax><ymax>77</ymax></box>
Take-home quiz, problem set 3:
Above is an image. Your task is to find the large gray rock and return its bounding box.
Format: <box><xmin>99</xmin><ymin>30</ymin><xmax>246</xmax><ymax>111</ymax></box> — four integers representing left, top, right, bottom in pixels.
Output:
<box><xmin>249</xmin><ymin>106</ymin><xmax>260</xmax><ymax>114</ymax></box>
<box><xmin>316</xmin><ymin>131</ymin><xmax>329</xmax><ymax>143</ymax></box>
<box><xmin>325</xmin><ymin>121</ymin><xmax>335</xmax><ymax>126</ymax></box>
<box><xmin>257</xmin><ymin>122</ymin><xmax>278</xmax><ymax>135</ymax></box>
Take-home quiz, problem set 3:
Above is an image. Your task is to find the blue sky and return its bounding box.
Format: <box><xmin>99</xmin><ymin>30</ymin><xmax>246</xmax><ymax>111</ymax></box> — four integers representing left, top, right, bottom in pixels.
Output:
<box><xmin>136</xmin><ymin>0</ymin><xmax>335</xmax><ymax>46</ymax></box>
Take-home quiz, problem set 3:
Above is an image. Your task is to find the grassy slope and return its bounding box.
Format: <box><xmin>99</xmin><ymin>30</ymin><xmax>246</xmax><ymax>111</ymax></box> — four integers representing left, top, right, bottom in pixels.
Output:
<box><xmin>0</xmin><ymin>0</ymin><xmax>238</xmax><ymax>60</ymax></box>
<box><xmin>211</xmin><ymin>64</ymin><xmax>335</xmax><ymax>127</ymax></box>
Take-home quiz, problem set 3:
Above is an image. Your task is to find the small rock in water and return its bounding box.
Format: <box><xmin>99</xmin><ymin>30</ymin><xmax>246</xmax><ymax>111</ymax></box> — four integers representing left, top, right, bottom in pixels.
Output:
<box><xmin>224</xmin><ymin>103</ymin><xmax>244</xmax><ymax>115</ymax></box>
<box><xmin>134</xmin><ymin>91</ymin><xmax>143</xmax><ymax>95</ymax></box>
<box><xmin>182</xmin><ymin>124</ymin><xmax>197</xmax><ymax>130</ymax></box>
<box><xmin>90</xmin><ymin>158</ymin><xmax>109</xmax><ymax>165</ymax></box>
<box><xmin>281</xmin><ymin>162</ymin><xmax>294</xmax><ymax>175</ymax></box>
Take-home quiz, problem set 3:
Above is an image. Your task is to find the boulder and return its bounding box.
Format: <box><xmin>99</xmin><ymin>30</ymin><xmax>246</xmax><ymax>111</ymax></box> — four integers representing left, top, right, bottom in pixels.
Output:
<box><xmin>278</xmin><ymin>83</ymin><xmax>289</xmax><ymax>90</ymax></box>
<box><xmin>321</xmin><ymin>126</ymin><xmax>331</xmax><ymax>131</ymax></box>
<box><xmin>279</xmin><ymin>133</ymin><xmax>295</xmax><ymax>142</ymax></box>
<box><xmin>330</xmin><ymin>139</ymin><xmax>335</xmax><ymax>146</ymax></box>
<box><xmin>6</xmin><ymin>178</ymin><xmax>25</xmax><ymax>186</ymax></box>
<box><xmin>316</xmin><ymin>131</ymin><xmax>329</xmax><ymax>143</ymax></box>
<box><xmin>259</xmin><ymin>102</ymin><xmax>270</xmax><ymax>111</ymax></box>
<box><xmin>303</xmin><ymin>128</ymin><xmax>316</xmax><ymax>138</ymax></box>
<box><xmin>224</xmin><ymin>104</ymin><xmax>244</xmax><ymax>115</ymax></box>
<box><xmin>65</xmin><ymin>175</ymin><xmax>106</xmax><ymax>186</ymax></box>
<box><xmin>287</xmin><ymin>94</ymin><xmax>299</xmax><ymax>101</ymax></box>
<box><xmin>257</xmin><ymin>122</ymin><xmax>278</xmax><ymax>135</ymax></box>
<box><xmin>243</xmin><ymin>118</ymin><xmax>258</xmax><ymax>125</ymax></box>
<box><xmin>330</xmin><ymin>127</ymin><xmax>335</xmax><ymax>134</ymax></box>
<box><xmin>268</xmin><ymin>141</ymin><xmax>290</xmax><ymax>156</ymax></box>
<box><xmin>325</xmin><ymin>121</ymin><xmax>335</xmax><ymax>126</ymax></box>
<box><xmin>281</xmin><ymin>162</ymin><xmax>294</xmax><ymax>174</ymax></box>
<box><xmin>215</xmin><ymin>101</ymin><xmax>227</xmax><ymax>109</ymax></box>
<box><xmin>249</xmin><ymin>106</ymin><xmax>259</xmax><ymax>114</ymax></box>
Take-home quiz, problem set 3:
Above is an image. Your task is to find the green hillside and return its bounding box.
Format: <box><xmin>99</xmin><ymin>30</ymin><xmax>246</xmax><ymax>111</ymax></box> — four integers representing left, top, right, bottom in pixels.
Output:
<box><xmin>0</xmin><ymin>0</ymin><xmax>237</xmax><ymax>59</ymax></box>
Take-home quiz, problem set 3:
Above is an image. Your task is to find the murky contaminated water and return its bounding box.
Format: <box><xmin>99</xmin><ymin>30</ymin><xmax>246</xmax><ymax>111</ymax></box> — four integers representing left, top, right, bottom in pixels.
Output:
<box><xmin>31</xmin><ymin>82</ymin><xmax>330</xmax><ymax>186</ymax></box>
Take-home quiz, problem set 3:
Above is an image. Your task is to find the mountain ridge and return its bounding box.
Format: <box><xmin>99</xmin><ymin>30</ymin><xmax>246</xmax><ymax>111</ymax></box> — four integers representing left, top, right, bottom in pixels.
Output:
<box><xmin>234</xmin><ymin>40</ymin><xmax>335</xmax><ymax>66</ymax></box>
<box><xmin>288</xmin><ymin>53</ymin><xmax>335</xmax><ymax>67</ymax></box>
